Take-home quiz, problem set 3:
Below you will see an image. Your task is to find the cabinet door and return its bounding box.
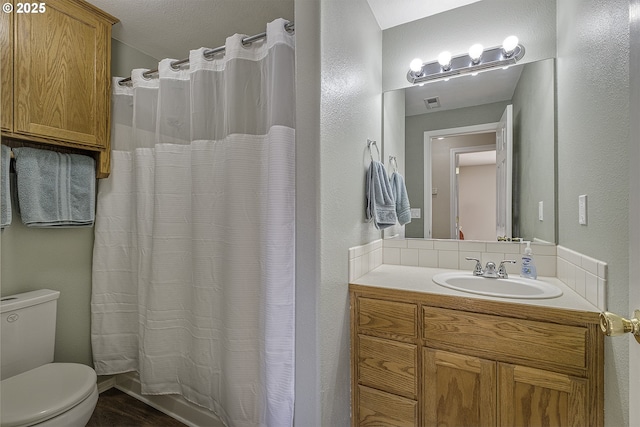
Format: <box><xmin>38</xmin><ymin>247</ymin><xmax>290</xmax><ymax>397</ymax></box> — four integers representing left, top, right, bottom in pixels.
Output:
<box><xmin>358</xmin><ymin>385</ymin><xmax>417</xmax><ymax>427</ymax></box>
<box><xmin>424</xmin><ymin>348</ymin><xmax>496</xmax><ymax>427</ymax></box>
<box><xmin>1</xmin><ymin>7</ymin><xmax>12</xmax><ymax>131</ymax></box>
<box><xmin>498</xmin><ymin>363</ymin><xmax>588</xmax><ymax>427</ymax></box>
<box><xmin>14</xmin><ymin>0</ymin><xmax>110</xmax><ymax>148</ymax></box>
<box><xmin>359</xmin><ymin>335</ymin><xmax>418</xmax><ymax>399</ymax></box>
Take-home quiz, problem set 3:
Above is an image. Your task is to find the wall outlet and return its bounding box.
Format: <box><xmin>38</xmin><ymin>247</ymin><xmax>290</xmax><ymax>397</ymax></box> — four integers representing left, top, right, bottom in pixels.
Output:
<box><xmin>411</xmin><ymin>208</ymin><xmax>421</xmax><ymax>219</ymax></box>
<box><xmin>579</xmin><ymin>195</ymin><xmax>587</xmax><ymax>225</ymax></box>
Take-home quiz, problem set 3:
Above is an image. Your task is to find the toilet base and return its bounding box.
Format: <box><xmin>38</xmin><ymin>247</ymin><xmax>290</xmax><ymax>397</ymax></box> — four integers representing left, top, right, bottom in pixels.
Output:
<box><xmin>32</xmin><ymin>385</ymin><xmax>98</xmax><ymax>427</ymax></box>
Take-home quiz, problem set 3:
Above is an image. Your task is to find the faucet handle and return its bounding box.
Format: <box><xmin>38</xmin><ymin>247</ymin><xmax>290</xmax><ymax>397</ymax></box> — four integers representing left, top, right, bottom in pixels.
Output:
<box><xmin>465</xmin><ymin>257</ymin><xmax>483</xmax><ymax>276</ymax></box>
<box><xmin>498</xmin><ymin>259</ymin><xmax>517</xmax><ymax>278</ymax></box>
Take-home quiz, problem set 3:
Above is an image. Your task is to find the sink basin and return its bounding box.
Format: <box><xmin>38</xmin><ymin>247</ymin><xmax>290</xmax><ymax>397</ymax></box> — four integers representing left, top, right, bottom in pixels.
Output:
<box><xmin>432</xmin><ymin>272</ymin><xmax>563</xmax><ymax>299</ymax></box>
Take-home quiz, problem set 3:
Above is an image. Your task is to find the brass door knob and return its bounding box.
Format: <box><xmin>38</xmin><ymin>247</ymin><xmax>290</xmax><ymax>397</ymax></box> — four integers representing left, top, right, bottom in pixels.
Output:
<box><xmin>599</xmin><ymin>310</ymin><xmax>640</xmax><ymax>344</ymax></box>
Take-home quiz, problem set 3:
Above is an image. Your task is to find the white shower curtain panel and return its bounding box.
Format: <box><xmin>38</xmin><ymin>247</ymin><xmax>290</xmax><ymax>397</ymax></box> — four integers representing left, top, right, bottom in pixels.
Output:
<box><xmin>91</xmin><ymin>19</ymin><xmax>295</xmax><ymax>427</ymax></box>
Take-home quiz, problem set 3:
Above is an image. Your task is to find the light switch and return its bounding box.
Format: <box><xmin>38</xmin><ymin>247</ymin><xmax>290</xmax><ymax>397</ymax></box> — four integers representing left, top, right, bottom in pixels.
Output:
<box><xmin>538</xmin><ymin>201</ymin><xmax>544</xmax><ymax>221</ymax></box>
<box><xmin>579</xmin><ymin>195</ymin><xmax>587</xmax><ymax>225</ymax></box>
<box><xmin>411</xmin><ymin>208</ymin><xmax>421</xmax><ymax>219</ymax></box>
<box><xmin>432</xmin><ymin>188</ymin><xmax>438</xmax><ymax>196</ymax></box>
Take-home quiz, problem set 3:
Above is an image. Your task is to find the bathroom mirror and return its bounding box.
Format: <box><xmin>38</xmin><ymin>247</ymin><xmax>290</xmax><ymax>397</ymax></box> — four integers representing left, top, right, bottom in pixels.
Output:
<box><xmin>384</xmin><ymin>57</ymin><xmax>556</xmax><ymax>243</ymax></box>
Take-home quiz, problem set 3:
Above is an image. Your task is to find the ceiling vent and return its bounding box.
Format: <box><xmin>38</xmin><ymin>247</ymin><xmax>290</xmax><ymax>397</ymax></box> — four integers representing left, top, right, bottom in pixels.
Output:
<box><xmin>424</xmin><ymin>96</ymin><xmax>441</xmax><ymax>109</ymax></box>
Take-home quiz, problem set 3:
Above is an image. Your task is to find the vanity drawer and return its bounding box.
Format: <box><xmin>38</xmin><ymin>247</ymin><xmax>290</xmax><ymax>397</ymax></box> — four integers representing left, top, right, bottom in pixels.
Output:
<box><xmin>358</xmin><ymin>335</ymin><xmax>418</xmax><ymax>399</ymax></box>
<box><xmin>357</xmin><ymin>297</ymin><xmax>418</xmax><ymax>341</ymax></box>
<box><xmin>422</xmin><ymin>307</ymin><xmax>587</xmax><ymax>371</ymax></box>
<box><xmin>357</xmin><ymin>385</ymin><xmax>417</xmax><ymax>427</ymax></box>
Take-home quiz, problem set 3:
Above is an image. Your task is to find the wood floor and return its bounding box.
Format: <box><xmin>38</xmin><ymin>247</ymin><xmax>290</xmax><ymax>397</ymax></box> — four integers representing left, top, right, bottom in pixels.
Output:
<box><xmin>87</xmin><ymin>388</ymin><xmax>187</xmax><ymax>427</ymax></box>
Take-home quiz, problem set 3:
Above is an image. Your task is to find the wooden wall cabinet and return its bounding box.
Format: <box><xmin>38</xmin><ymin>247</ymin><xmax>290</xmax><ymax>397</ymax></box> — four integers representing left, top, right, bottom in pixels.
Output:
<box><xmin>1</xmin><ymin>0</ymin><xmax>118</xmax><ymax>177</ymax></box>
<box><xmin>350</xmin><ymin>285</ymin><xmax>604</xmax><ymax>427</ymax></box>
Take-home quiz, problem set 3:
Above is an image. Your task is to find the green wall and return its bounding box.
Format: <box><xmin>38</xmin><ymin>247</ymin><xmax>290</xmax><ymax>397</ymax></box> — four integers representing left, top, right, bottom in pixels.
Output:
<box><xmin>556</xmin><ymin>1</ymin><xmax>629</xmax><ymax>425</ymax></box>
<box><xmin>111</xmin><ymin>38</ymin><xmax>159</xmax><ymax>79</ymax></box>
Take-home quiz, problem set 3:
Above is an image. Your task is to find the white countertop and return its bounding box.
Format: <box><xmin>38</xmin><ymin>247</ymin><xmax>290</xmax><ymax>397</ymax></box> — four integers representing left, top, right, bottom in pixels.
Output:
<box><xmin>351</xmin><ymin>264</ymin><xmax>601</xmax><ymax>313</ymax></box>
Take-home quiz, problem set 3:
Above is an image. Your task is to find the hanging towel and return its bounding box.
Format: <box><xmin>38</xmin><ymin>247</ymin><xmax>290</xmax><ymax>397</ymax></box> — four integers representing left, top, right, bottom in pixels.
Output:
<box><xmin>365</xmin><ymin>160</ymin><xmax>397</xmax><ymax>229</ymax></box>
<box><xmin>1</xmin><ymin>145</ymin><xmax>11</xmax><ymax>229</ymax></box>
<box><xmin>12</xmin><ymin>147</ymin><xmax>95</xmax><ymax>227</ymax></box>
<box><xmin>390</xmin><ymin>171</ymin><xmax>412</xmax><ymax>226</ymax></box>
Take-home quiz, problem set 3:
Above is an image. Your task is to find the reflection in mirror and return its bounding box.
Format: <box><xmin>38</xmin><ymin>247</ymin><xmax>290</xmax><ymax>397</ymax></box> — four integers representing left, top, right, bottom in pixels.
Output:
<box><xmin>387</xmin><ymin>58</ymin><xmax>556</xmax><ymax>243</ymax></box>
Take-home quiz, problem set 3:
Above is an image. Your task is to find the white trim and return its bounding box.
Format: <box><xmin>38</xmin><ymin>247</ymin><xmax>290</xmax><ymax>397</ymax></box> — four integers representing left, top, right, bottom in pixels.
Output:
<box><xmin>449</xmin><ymin>144</ymin><xmax>496</xmax><ymax>238</ymax></box>
<box><xmin>629</xmin><ymin>0</ymin><xmax>640</xmax><ymax>424</ymax></box>
<box><xmin>424</xmin><ymin>122</ymin><xmax>498</xmax><ymax>239</ymax></box>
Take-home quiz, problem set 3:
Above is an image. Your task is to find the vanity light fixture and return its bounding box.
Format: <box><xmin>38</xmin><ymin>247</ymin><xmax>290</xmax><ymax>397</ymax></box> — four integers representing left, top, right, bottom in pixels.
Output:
<box><xmin>407</xmin><ymin>36</ymin><xmax>525</xmax><ymax>84</ymax></box>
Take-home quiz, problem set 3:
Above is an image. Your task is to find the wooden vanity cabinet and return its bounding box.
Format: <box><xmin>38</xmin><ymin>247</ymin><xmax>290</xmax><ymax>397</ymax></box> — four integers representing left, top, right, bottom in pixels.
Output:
<box><xmin>1</xmin><ymin>0</ymin><xmax>118</xmax><ymax>177</ymax></box>
<box><xmin>350</xmin><ymin>285</ymin><xmax>604</xmax><ymax>427</ymax></box>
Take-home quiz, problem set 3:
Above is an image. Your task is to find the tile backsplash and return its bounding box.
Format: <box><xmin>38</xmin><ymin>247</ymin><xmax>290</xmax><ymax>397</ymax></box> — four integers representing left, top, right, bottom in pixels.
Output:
<box><xmin>556</xmin><ymin>245</ymin><xmax>607</xmax><ymax>311</ymax></box>
<box><xmin>382</xmin><ymin>239</ymin><xmax>557</xmax><ymax>277</ymax></box>
<box><xmin>348</xmin><ymin>238</ymin><xmax>608</xmax><ymax>311</ymax></box>
<box><xmin>348</xmin><ymin>239</ymin><xmax>383</xmax><ymax>282</ymax></box>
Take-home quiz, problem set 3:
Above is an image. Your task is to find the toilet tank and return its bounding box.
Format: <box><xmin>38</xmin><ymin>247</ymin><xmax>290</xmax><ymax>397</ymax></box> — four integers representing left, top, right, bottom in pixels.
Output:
<box><xmin>1</xmin><ymin>289</ymin><xmax>60</xmax><ymax>380</ymax></box>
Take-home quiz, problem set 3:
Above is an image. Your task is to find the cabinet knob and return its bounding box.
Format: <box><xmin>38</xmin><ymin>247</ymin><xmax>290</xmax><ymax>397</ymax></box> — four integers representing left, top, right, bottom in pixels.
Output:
<box><xmin>599</xmin><ymin>310</ymin><xmax>640</xmax><ymax>344</ymax></box>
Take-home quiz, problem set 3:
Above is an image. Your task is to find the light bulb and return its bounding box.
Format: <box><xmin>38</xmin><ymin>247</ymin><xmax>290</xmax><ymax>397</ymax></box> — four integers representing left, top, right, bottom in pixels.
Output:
<box><xmin>502</xmin><ymin>35</ymin><xmax>519</xmax><ymax>55</ymax></box>
<box><xmin>468</xmin><ymin>44</ymin><xmax>483</xmax><ymax>62</ymax></box>
<box><xmin>438</xmin><ymin>51</ymin><xmax>452</xmax><ymax>70</ymax></box>
<box><xmin>410</xmin><ymin>58</ymin><xmax>423</xmax><ymax>73</ymax></box>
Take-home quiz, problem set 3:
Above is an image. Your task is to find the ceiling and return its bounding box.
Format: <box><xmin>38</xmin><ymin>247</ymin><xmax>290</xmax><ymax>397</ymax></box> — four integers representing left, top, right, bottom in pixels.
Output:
<box><xmin>366</xmin><ymin>0</ymin><xmax>481</xmax><ymax>30</ymax></box>
<box><xmin>87</xmin><ymin>0</ymin><xmax>481</xmax><ymax>62</ymax></box>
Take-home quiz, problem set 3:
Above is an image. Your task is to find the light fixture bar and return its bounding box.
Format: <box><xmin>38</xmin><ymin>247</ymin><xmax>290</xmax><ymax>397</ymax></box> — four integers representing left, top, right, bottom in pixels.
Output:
<box><xmin>407</xmin><ymin>44</ymin><xmax>525</xmax><ymax>84</ymax></box>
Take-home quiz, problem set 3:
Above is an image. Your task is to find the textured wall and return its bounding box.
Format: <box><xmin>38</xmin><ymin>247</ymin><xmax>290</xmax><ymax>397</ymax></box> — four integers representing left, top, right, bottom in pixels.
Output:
<box><xmin>383</xmin><ymin>89</ymin><xmax>406</xmax><ymax>238</ymax></box>
<box><xmin>293</xmin><ymin>0</ymin><xmax>321</xmax><ymax>424</ymax></box>
<box><xmin>511</xmin><ymin>59</ymin><xmax>555</xmax><ymax>243</ymax></box>
<box><xmin>382</xmin><ymin>0</ymin><xmax>557</xmax><ymax>92</ymax></box>
<box><xmin>318</xmin><ymin>0</ymin><xmax>382</xmax><ymax>425</ymax></box>
<box><xmin>556</xmin><ymin>1</ymin><xmax>630</xmax><ymax>425</ymax></box>
<box><xmin>111</xmin><ymin>39</ymin><xmax>159</xmax><ymax>78</ymax></box>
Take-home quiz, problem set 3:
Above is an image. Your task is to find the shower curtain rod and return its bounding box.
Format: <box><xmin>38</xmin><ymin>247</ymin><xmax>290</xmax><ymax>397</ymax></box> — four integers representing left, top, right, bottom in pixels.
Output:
<box><xmin>117</xmin><ymin>21</ymin><xmax>294</xmax><ymax>86</ymax></box>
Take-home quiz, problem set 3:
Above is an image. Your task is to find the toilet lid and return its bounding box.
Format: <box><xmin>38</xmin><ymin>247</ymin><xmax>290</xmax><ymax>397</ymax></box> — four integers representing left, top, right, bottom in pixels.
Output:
<box><xmin>0</xmin><ymin>363</ymin><xmax>97</xmax><ymax>427</ymax></box>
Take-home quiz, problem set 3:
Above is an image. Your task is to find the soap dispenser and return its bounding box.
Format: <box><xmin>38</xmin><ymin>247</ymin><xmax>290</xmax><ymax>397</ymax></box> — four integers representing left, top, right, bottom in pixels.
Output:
<box><xmin>521</xmin><ymin>242</ymin><xmax>537</xmax><ymax>279</ymax></box>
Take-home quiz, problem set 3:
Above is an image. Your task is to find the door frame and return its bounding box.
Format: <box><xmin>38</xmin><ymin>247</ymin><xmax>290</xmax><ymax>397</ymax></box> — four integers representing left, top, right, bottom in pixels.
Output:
<box><xmin>423</xmin><ymin>123</ymin><xmax>497</xmax><ymax>239</ymax></box>
<box><xmin>629</xmin><ymin>0</ymin><xmax>639</xmax><ymax>423</ymax></box>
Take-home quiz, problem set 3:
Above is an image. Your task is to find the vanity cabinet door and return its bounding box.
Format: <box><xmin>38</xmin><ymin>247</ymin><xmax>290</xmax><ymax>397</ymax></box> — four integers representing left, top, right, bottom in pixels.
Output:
<box><xmin>358</xmin><ymin>335</ymin><xmax>418</xmax><ymax>399</ymax></box>
<box><xmin>498</xmin><ymin>363</ymin><xmax>588</xmax><ymax>427</ymax></box>
<box><xmin>423</xmin><ymin>348</ymin><xmax>496</xmax><ymax>427</ymax></box>
<box><xmin>358</xmin><ymin>385</ymin><xmax>418</xmax><ymax>427</ymax></box>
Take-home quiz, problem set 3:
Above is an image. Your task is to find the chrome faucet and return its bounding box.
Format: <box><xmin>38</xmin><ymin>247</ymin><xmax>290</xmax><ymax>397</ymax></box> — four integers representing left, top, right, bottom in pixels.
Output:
<box><xmin>465</xmin><ymin>257</ymin><xmax>516</xmax><ymax>279</ymax></box>
<box><xmin>465</xmin><ymin>257</ymin><xmax>483</xmax><ymax>276</ymax></box>
<box><xmin>498</xmin><ymin>260</ymin><xmax>517</xmax><ymax>278</ymax></box>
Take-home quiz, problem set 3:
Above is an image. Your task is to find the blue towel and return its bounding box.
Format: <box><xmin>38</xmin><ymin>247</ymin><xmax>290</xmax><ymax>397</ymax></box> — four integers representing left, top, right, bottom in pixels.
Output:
<box><xmin>390</xmin><ymin>171</ymin><xmax>411</xmax><ymax>226</ymax></box>
<box><xmin>12</xmin><ymin>147</ymin><xmax>95</xmax><ymax>227</ymax></box>
<box><xmin>1</xmin><ymin>145</ymin><xmax>11</xmax><ymax>229</ymax></box>
<box><xmin>365</xmin><ymin>160</ymin><xmax>397</xmax><ymax>229</ymax></box>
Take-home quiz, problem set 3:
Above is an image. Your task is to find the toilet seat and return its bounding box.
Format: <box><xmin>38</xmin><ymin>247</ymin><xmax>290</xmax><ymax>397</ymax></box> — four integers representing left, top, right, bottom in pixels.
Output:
<box><xmin>0</xmin><ymin>363</ymin><xmax>97</xmax><ymax>427</ymax></box>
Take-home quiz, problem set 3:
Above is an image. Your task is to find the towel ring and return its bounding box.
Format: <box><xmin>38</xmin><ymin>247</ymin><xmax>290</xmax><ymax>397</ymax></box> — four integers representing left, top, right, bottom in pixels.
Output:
<box><xmin>367</xmin><ymin>139</ymin><xmax>380</xmax><ymax>162</ymax></box>
<box><xmin>389</xmin><ymin>156</ymin><xmax>398</xmax><ymax>173</ymax></box>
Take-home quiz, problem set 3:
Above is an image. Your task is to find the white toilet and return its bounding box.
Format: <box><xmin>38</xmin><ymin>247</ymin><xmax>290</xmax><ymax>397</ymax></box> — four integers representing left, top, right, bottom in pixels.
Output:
<box><xmin>0</xmin><ymin>289</ymin><xmax>99</xmax><ymax>427</ymax></box>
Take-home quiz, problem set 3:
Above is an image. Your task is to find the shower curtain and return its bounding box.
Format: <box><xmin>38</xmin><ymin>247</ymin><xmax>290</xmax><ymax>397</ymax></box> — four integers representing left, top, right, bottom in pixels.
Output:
<box><xmin>91</xmin><ymin>19</ymin><xmax>295</xmax><ymax>427</ymax></box>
